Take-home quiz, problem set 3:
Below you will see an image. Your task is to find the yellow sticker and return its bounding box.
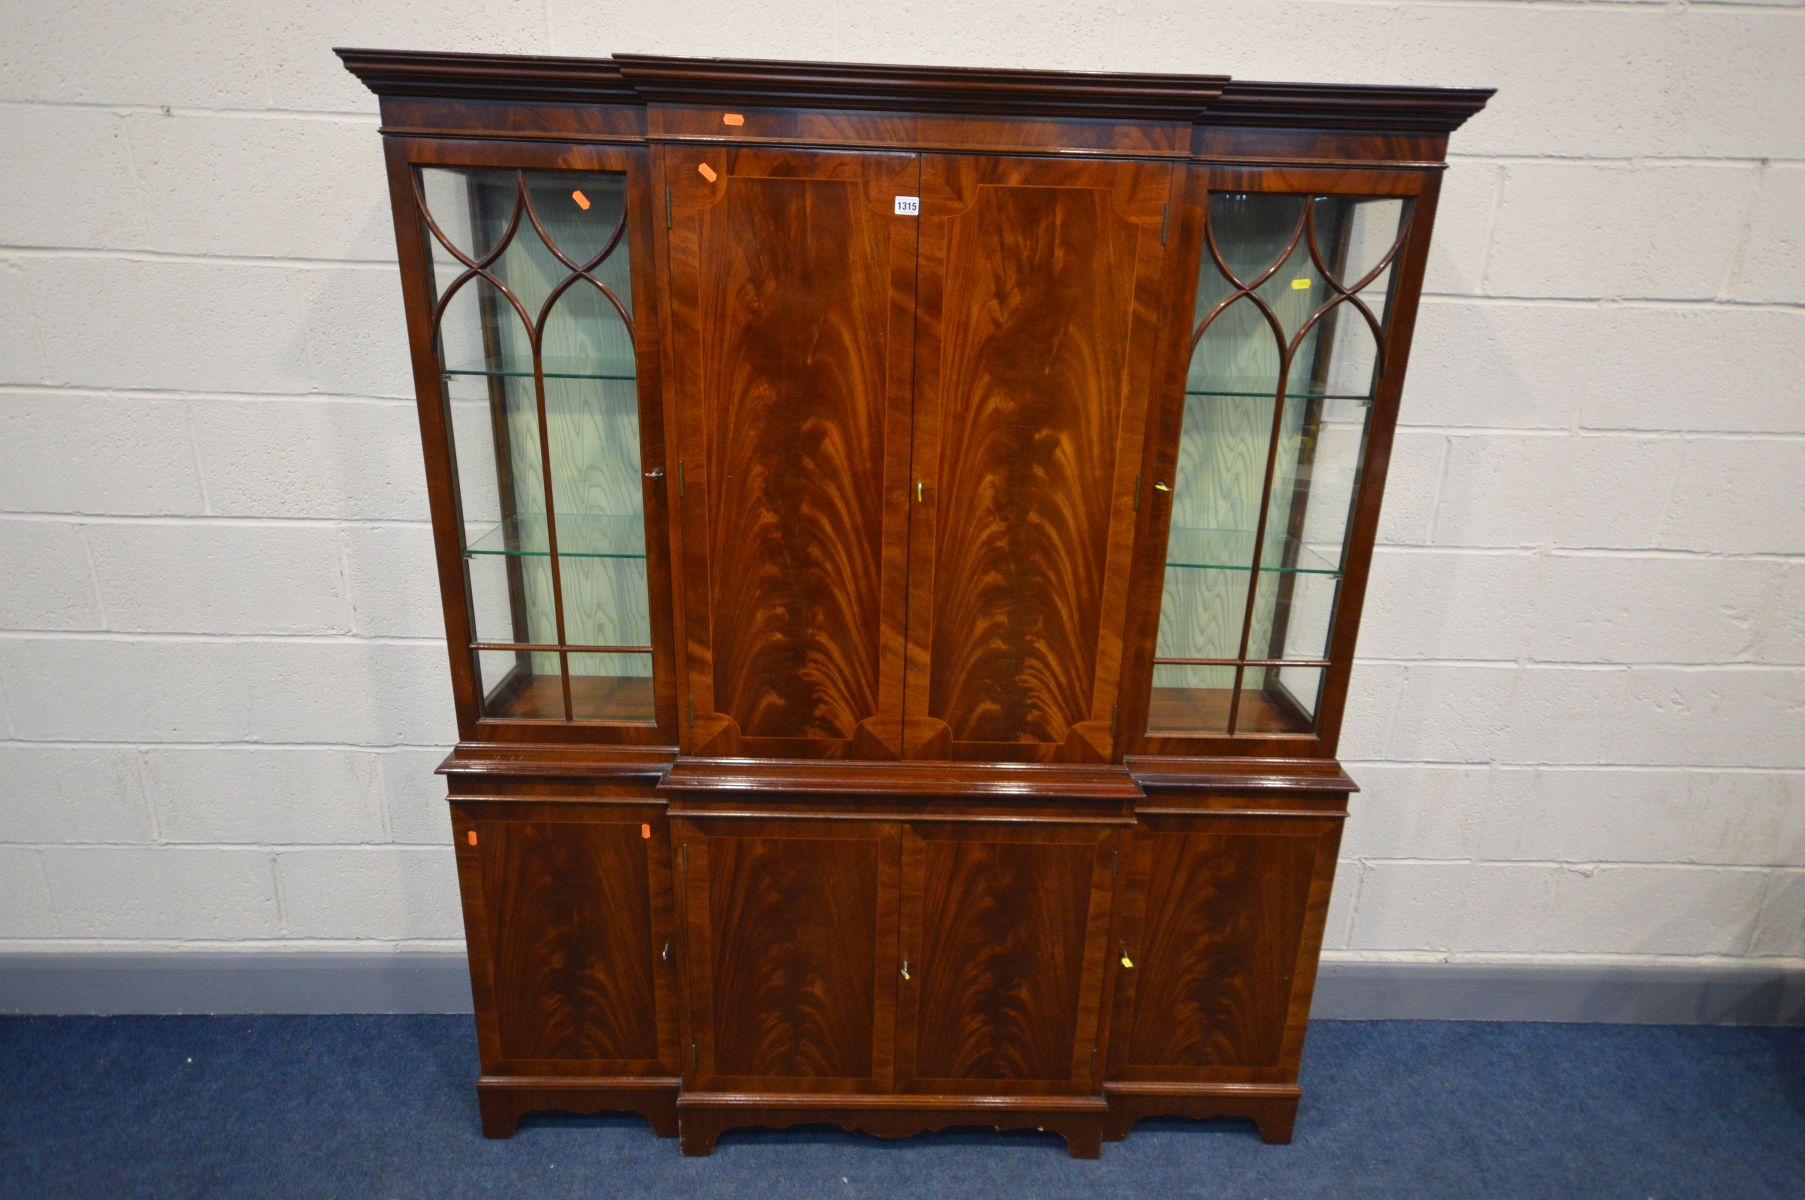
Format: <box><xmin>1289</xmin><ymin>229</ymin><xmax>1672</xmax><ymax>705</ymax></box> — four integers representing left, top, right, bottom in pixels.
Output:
<box><xmin>1290</xmin><ymin>278</ymin><xmax>1311</xmax><ymax>290</ymax></box>
<box><xmin>571</xmin><ymin>189</ymin><xmax>591</xmax><ymax>211</ymax></box>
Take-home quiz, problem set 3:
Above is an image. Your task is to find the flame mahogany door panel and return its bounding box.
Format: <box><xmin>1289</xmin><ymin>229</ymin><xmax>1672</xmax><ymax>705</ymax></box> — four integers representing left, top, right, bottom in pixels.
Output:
<box><xmin>904</xmin><ymin>155</ymin><xmax>1180</xmax><ymax>762</ymax></box>
<box><xmin>895</xmin><ymin>823</ymin><xmax>1119</xmax><ymax>1095</ymax></box>
<box><xmin>452</xmin><ymin>802</ymin><xmax>679</xmax><ymax>1077</ymax></box>
<box><xmin>662</xmin><ymin>147</ymin><xmax>920</xmax><ymax>759</ymax></box>
<box><xmin>1107</xmin><ymin>812</ymin><xmax>1341</xmax><ymax>1083</ymax></box>
<box><xmin>676</xmin><ymin>817</ymin><xmax>903</xmax><ymax>1094</ymax></box>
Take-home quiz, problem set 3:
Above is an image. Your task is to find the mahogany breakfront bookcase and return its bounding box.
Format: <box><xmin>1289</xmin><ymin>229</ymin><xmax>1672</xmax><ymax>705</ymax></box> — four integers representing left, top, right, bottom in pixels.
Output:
<box><xmin>340</xmin><ymin>48</ymin><xmax>1490</xmax><ymax>1157</ymax></box>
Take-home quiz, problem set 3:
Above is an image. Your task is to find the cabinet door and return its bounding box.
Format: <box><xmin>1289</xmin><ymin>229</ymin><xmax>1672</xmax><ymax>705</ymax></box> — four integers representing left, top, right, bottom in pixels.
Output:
<box><xmin>895</xmin><ymin>824</ymin><xmax>1118</xmax><ymax>1095</ymax></box>
<box><xmin>904</xmin><ymin>155</ymin><xmax>1179</xmax><ymax>761</ymax></box>
<box><xmin>1124</xmin><ymin>171</ymin><xmax>1429</xmax><ymax>757</ymax></box>
<box><xmin>662</xmin><ymin>147</ymin><xmax>920</xmax><ymax>759</ymax></box>
<box><xmin>677</xmin><ymin>817</ymin><xmax>902</xmax><ymax>1094</ymax></box>
<box><xmin>1108</xmin><ymin>813</ymin><xmax>1340</xmax><ymax>1083</ymax></box>
<box><xmin>394</xmin><ymin>143</ymin><xmax>677</xmax><ymax>741</ymax></box>
<box><xmin>453</xmin><ymin>802</ymin><xmax>678</xmax><ymax>1076</ymax></box>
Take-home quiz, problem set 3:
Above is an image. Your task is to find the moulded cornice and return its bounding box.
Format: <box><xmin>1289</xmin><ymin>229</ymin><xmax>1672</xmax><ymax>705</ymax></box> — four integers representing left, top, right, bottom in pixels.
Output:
<box><xmin>336</xmin><ymin>49</ymin><xmax>1491</xmax><ymax>132</ymax></box>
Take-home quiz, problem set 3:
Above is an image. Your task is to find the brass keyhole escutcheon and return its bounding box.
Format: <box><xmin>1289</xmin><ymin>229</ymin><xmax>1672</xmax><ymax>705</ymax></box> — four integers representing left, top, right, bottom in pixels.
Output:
<box><xmin>900</xmin><ymin>959</ymin><xmax>911</xmax><ymax>981</ymax></box>
<box><xmin>1120</xmin><ymin>947</ymin><xmax>1134</xmax><ymax>970</ymax></box>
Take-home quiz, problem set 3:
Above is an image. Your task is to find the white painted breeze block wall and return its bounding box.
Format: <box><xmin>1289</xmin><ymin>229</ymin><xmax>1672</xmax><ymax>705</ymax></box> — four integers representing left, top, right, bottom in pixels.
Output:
<box><xmin>1</xmin><ymin>1</ymin><xmax>1801</xmax><ymax>983</ymax></box>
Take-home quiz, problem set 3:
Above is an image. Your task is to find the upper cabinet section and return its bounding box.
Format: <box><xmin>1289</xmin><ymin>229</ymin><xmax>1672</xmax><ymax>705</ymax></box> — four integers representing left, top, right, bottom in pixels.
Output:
<box><xmin>345</xmin><ymin>51</ymin><xmax>1489</xmax><ymax>761</ymax></box>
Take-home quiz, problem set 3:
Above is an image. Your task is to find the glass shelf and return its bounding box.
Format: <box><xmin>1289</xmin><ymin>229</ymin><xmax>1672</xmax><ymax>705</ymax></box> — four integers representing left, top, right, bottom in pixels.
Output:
<box><xmin>443</xmin><ymin>356</ymin><xmax>636</xmax><ymax>382</ymax></box>
<box><xmin>466</xmin><ymin>513</ymin><xmax>646</xmax><ymax>560</ymax></box>
<box><xmin>1185</xmin><ymin>382</ymin><xmax>1372</xmax><ymax>403</ymax></box>
<box><xmin>1165</xmin><ymin>526</ymin><xmax>1341</xmax><ymax>575</ymax></box>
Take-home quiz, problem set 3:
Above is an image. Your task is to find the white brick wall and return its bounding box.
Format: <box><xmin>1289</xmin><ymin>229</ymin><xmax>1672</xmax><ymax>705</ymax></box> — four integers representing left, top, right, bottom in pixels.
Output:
<box><xmin>1</xmin><ymin>1</ymin><xmax>1800</xmax><ymax>979</ymax></box>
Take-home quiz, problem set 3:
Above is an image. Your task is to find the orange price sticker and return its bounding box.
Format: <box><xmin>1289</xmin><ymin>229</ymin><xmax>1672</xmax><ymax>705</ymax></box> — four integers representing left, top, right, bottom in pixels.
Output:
<box><xmin>722</xmin><ymin>112</ymin><xmax>745</xmax><ymax>126</ymax></box>
<box><xmin>466</xmin><ymin>830</ymin><xmax>477</xmax><ymax>846</ymax></box>
<box><xmin>641</xmin><ymin>823</ymin><xmax>652</xmax><ymax>839</ymax></box>
<box><xmin>697</xmin><ymin>162</ymin><xmax>718</xmax><ymax>183</ymax></box>
<box><xmin>571</xmin><ymin>189</ymin><xmax>591</xmax><ymax>211</ymax></box>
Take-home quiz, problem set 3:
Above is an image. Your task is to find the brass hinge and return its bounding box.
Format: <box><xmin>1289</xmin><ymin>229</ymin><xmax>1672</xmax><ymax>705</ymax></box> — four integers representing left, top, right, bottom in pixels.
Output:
<box><xmin>1110</xmin><ymin>847</ymin><xmax>1119</xmax><ymax>882</ymax></box>
<box><xmin>1159</xmin><ymin>203</ymin><xmax>1170</xmax><ymax>246</ymax></box>
<box><xmin>665</xmin><ymin>185</ymin><xmax>672</xmax><ymax>229</ymax></box>
<box><xmin>690</xmin><ymin>1042</ymin><xmax>698</xmax><ymax>1071</ymax></box>
<box><xmin>677</xmin><ymin>459</ymin><xmax>686</xmax><ymax>498</ymax></box>
<box><xmin>1132</xmin><ymin>473</ymin><xmax>1141</xmax><ymax>512</ymax></box>
<box><xmin>1090</xmin><ymin>1047</ymin><xmax>1099</xmax><ymax>1080</ymax></box>
<box><xmin>680</xmin><ymin>843</ymin><xmax>688</xmax><ymax>872</ymax></box>
<box><xmin>1110</xmin><ymin>704</ymin><xmax>1119</xmax><ymax>737</ymax></box>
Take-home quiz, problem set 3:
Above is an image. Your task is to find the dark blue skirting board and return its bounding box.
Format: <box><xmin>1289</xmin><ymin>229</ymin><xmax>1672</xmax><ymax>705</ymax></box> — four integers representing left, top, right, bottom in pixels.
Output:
<box><xmin>1</xmin><ymin>1016</ymin><xmax>1800</xmax><ymax>1199</ymax></box>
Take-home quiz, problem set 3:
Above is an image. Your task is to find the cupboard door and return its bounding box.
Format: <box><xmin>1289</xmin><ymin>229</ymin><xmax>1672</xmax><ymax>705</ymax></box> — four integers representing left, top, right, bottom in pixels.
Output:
<box><xmin>662</xmin><ymin>147</ymin><xmax>920</xmax><ymax>759</ymax></box>
<box><xmin>453</xmin><ymin>803</ymin><xmax>678</xmax><ymax>1076</ymax></box>
<box><xmin>895</xmin><ymin>824</ymin><xmax>1118</xmax><ymax>1095</ymax></box>
<box><xmin>391</xmin><ymin>143</ymin><xmax>678</xmax><ymax>742</ymax></box>
<box><xmin>677</xmin><ymin>818</ymin><xmax>902</xmax><ymax>1093</ymax></box>
<box><xmin>905</xmin><ymin>155</ymin><xmax>1179</xmax><ymax>761</ymax></box>
<box><xmin>1108</xmin><ymin>813</ymin><xmax>1340</xmax><ymax>1083</ymax></box>
<box><xmin>1124</xmin><ymin>170</ymin><xmax>1431</xmax><ymax>757</ymax></box>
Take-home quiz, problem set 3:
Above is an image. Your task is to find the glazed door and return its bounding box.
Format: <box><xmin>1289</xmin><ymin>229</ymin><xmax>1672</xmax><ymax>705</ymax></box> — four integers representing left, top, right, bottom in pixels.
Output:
<box><xmin>676</xmin><ymin>818</ymin><xmax>903</xmax><ymax>1094</ymax></box>
<box><xmin>662</xmin><ymin>147</ymin><xmax>920</xmax><ymax>759</ymax></box>
<box><xmin>895</xmin><ymin>824</ymin><xmax>1119</xmax><ymax>1096</ymax></box>
<box><xmin>1107</xmin><ymin>813</ymin><xmax>1340</xmax><ymax>1082</ymax></box>
<box><xmin>1121</xmin><ymin>169</ymin><xmax>1434</xmax><ymax>758</ymax></box>
<box><xmin>452</xmin><ymin>802</ymin><xmax>679</xmax><ymax>1076</ymax></box>
<box><xmin>387</xmin><ymin>141</ymin><xmax>678</xmax><ymax>743</ymax></box>
<box><xmin>904</xmin><ymin>155</ymin><xmax>1179</xmax><ymax>761</ymax></box>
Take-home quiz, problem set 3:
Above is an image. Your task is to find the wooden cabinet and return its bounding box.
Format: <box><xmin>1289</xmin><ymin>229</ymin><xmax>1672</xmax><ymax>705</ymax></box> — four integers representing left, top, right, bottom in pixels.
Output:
<box><xmin>343</xmin><ymin>48</ymin><xmax>1491</xmax><ymax>1156</ymax></box>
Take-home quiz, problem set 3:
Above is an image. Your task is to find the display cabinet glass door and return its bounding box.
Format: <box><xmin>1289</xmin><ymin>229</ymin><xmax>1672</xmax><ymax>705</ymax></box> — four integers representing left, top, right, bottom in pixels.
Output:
<box><xmin>1148</xmin><ymin>190</ymin><xmax>1409</xmax><ymax>738</ymax></box>
<box><xmin>415</xmin><ymin>166</ymin><xmax>656</xmax><ymax>724</ymax></box>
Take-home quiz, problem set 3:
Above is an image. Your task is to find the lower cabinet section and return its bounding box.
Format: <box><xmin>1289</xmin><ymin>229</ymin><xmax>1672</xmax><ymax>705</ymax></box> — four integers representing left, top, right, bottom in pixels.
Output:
<box><xmin>1105</xmin><ymin>809</ymin><xmax>1343</xmax><ymax>1144</ymax></box>
<box><xmin>448</xmin><ymin>790</ymin><xmax>1343</xmax><ymax>1154</ymax></box>
<box><xmin>449</xmin><ymin>799</ymin><xmax>681</xmax><ymax>1137</ymax></box>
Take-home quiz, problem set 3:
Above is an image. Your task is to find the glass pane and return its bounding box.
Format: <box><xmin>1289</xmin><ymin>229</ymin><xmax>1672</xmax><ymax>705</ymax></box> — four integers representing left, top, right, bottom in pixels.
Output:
<box><xmin>1251</xmin><ymin>568</ymin><xmax>1339</xmax><ymax>664</ymax></box>
<box><xmin>1147</xmin><ymin>663</ymin><xmax>1234</xmax><ymax>735</ymax></box>
<box><xmin>474</xmin><ymin>647</ymin><xmax>565</xmax><ymax>721</ymax></box>
<box><xmin>569</xmin><ymin>651</ymin><xmax>654</xmax><ymax>723</ymax></box>
<box><xmin>1150</xmin><ymin>192</ymin><xmax>1407</xmax><ymax>738</ymax></box>
<box><xmin>1236</xmin><ymin>664</ymin><xmax>1325</xmax><ymax>735</ymax></box>
<box><xmin>419</xmin><ymin>166</ymin><xmax>652</xmax><ymax>726</ymax></box>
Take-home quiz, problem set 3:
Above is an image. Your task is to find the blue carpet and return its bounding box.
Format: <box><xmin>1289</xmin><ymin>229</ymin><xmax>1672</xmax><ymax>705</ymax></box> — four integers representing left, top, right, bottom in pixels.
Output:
<box><xmin>1</xmin><ymin>1017</ymin><xmax>1799</xmax><ymax>1198</ymax></box>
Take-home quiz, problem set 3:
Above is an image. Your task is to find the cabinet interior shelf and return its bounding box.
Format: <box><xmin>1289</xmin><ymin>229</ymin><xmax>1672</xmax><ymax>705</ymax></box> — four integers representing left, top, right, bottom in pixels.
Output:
<box><xmin>1185</xmin><ymin>375</ymin><xmax>1373</xmax><ymax>404</ymax></box>
<box><xmin>1165</xmin><ymin>527</ymin><xmax>1341</xmax><ymax>575</ymax></box>
<box><xmin>443</xmin><ymin>357</ymin><xmax>637</xmax><ymax>382</ymax></box>
<box><xmin>466</xmin><ymin>513</ymin><xmax>646</xmax><ymax>559</ymax></box>
<box><xmin>1187</xmin><ymin>387</ymin><xmax>1372</xmax><ymax>404</ymax></box>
